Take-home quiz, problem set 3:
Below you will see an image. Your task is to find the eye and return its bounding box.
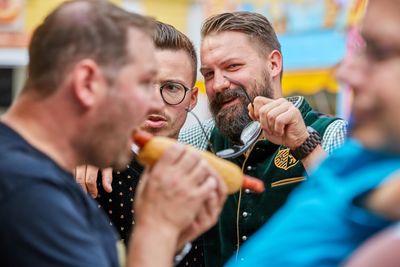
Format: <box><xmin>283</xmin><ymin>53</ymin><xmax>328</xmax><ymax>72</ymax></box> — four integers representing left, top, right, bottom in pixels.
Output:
<box><xmin>364</xmin><ymin>42</ymin><xmax>398</xmax><ymax>62</ymax></box>
<box><xmin>227</xmin><ymin>64</ymin><xmax>241</xmax><ymax>71</ymax></box>
<box><xmin>161</xmin><ymin>82</ymin><xmax>184</xmax><ymax>93</ymax></box>
<box><xmin>201</xmin><ymin>71</ymin><xmax>213</xmax><ymax>81</ymax></box>
<box><xmin>365</xmin><ymin>44</ymin><xmax>385</xmax><ymax>61</ymax></box>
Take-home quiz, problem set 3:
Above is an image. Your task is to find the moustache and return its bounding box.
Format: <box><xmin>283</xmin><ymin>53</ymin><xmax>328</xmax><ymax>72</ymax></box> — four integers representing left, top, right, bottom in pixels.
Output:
<box><xmin>210</xmin><ymin>87</ymin><xmax>251</xmax><ymax>110</ymax></box>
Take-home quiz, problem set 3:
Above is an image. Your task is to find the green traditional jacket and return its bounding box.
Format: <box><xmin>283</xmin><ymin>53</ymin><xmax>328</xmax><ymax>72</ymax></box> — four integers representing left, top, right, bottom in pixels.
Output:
<box><xmin>202</xmin><ymin>97</ymin><xmax>339</xmax><ymax>267</ymax></box>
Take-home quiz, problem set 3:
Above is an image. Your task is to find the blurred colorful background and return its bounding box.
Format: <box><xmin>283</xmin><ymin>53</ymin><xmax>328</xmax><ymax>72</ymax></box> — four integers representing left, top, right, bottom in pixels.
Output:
<box><xmin>0</xmin><ymin>0</ymin><xmax>366</xmax><ymax>123</ymax></box>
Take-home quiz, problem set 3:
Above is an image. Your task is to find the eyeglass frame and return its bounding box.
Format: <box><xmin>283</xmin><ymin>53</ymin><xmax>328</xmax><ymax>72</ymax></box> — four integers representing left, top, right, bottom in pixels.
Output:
<box><xmin>159</xmin><ymin>81</ymin><xmax>192</xmax><ymax>106</ymax></box>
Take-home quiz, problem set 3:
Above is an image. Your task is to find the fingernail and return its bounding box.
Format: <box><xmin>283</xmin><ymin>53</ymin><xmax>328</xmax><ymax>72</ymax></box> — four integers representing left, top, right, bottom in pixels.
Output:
<box><xmin>209</xmin><ymin>177</ymin><xmax>217</xmax><ymax>188</ymax></box>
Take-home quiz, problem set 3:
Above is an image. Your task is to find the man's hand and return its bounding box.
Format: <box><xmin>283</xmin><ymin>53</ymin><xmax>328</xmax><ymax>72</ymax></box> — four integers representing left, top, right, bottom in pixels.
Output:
<box><xmin>74</xmin><ymin>165</ymin><xmax>113</xmax><ymax>198</ymax></box>
<box><xmin>248</xmin><ymin>97</ymin><xmax>308</xmax><ymax>150</ymax></box>
<box><xmin>176</xmin><ymin>174</ymin><xmax>227</xmax><ymax>251</ymax></box>
<box><xmin>134</xmin><ymin>143</ymin><xmax>226</xmax><ymax>231</ymax></box>
<box><xmin>128</xmin><ymin>143</ymin><xmax>227</xmax><ymax>267</ymax></box>
<box><xmin>364</xmin><ymin>173</ymin><xmax>400</xmax><ymax>220</ymax></box>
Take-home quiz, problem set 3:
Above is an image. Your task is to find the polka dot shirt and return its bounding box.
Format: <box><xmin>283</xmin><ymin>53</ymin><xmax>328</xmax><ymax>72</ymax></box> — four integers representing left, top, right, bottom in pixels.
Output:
<box><xmin>96</xmin><ymin>158</ymin><xmax>204</xmax><ymax>267</ymax></box>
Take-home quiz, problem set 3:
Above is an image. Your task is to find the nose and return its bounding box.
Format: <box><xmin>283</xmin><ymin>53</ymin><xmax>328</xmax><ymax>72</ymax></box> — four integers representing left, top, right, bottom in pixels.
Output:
<box><xmin>336</xmin><ymin>50</ymin><xmax>367</xmax><ymax>93</ymax></box>
<box><xmin>212</xmin><ymin>71</ymin><xmax>230</xmax><ymax>94</ymax></box>
<box><xmin>336</xmin><ymin>29</ymin><xmax>367</xmax><ymax>92</ymax></box>
<box><xmin>148</xmin><ymin>84</ymin><xmax>165</xmax><ymax>112</ymax></box>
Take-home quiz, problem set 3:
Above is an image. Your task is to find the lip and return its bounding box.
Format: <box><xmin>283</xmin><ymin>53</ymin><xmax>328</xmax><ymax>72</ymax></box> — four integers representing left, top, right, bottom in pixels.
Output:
<box><xmin>144</xmin><ymin>114</ymin><xmax>167</xmax><ymax>129</ymax></box>
<box><xmin>221</xmin><ymin>98</ymin><xmax>240</xmax><ymax>109</ymax></box>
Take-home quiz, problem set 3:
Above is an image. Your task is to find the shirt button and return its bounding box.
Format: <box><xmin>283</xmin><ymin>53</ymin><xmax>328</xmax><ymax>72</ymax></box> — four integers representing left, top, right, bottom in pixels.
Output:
<box><xmin>242</xmin><ymin>235</ymin><xmax>247</xmax><ymax>241</ymax></box>
<box><xmin>240</xmin><ymin>258</ymin><xmax>245</xmax><ymax>261</ymax></box>
<box><xmin>242</xmin><ymin>212</ymin><xmax>248</xmax><ymax>217</ymax></box>
<box><xmin>246</xmin><ymin>166</ymin><xmax>252</xmax><ymax>171</ymax></box>
<box><xmin>244</xmin><ymin>189</ymin><xmax>251</xmax><ymax>194</ymax></box>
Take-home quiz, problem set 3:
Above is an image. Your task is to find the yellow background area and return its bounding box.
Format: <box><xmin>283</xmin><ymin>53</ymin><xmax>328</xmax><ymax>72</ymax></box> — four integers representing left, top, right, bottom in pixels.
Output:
<box><xmin>196</xmin><ymin>68</ymin><xmax>339</xmax><ymax>96</ymax></box>
<box><xmin>281</xmin><ymin>68</ymin><xmax>339</xmax><ymax>95</ymax></box>
<box><xmin>141</xmin><ymin>0</ymin><xmax>189</xmax><ymax>33</ymax></box>
<box><xmin>25</xmin><ymin>0</ymin><xmax>121</xmax><ymax>32</ymax></box>
<box><xmin>24</xmin><ymin>0</ymin><xmax>189</xmax><ymax>33</ymax></box>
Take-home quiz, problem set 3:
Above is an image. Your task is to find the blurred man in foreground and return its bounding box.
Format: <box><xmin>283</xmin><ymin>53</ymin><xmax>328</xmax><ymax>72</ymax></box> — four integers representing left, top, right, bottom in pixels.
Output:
<box><xmin>226</xmin><ymin>0</ymin><xmax>400</xmax><ymax>265</ymax></box>
<box><xmin>0</xmin><ymin>1</ymin><xmax>226</xmax><ymax>266</ymax></box>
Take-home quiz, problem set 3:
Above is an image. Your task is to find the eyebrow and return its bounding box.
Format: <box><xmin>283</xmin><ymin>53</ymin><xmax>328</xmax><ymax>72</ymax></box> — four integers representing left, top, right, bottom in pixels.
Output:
<box><xmin>220</xmin><ymin>58</ymin><xmax>242</xmax><ymax>66</ymax></box>
<box><xmin>199</xmin><ymin>67</ymin><xmax>211</xmax><ymax>76</ymax></box>
<box><xmin>200</xmin><ymin>57</ymin><xmax>243</xmax><ymax>73</ymax></box>
<box><xmin>160</xmin><ymin>79</ymin><xmax>190</xmax><ymax>88</ymax></box>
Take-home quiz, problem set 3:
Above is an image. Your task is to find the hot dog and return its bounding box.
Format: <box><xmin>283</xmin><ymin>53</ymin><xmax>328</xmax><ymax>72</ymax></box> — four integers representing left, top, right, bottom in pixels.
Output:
<box><xmin>133</xmin><ymin>131</ymin><xmax>265</xmax><ymax>194</ymax></box>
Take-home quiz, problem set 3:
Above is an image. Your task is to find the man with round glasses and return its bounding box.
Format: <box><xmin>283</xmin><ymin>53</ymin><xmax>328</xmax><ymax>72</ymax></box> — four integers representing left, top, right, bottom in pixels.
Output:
<box><xmin>91</xmin><ymin>21</ymin><xmax>212</xmax><ymax>267</ymax></box>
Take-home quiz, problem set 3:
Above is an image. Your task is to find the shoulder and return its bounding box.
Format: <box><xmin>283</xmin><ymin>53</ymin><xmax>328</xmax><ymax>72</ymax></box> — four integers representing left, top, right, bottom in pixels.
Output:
<box><xmin>0</xmin><ymin>140</ymin><xmax>71</xmax><ymax>199</ymax></box>
<box><xmin>321</xmin><ymin>119</ymin><xmax>348</xmax><ymax>154</ymax></box>
<box><xmin>178</xmin><ymin>118</ymin><xmax>215</xmax><ymax>150</ymax></box>
<box><xmin>0</xmin><ymin>179</ymin><xmax>117</xmax><ymax>266</ymax></box>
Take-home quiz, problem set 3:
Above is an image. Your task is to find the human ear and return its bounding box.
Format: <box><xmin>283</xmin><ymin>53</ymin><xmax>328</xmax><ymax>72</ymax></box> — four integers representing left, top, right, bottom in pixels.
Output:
<box><xmin>187</xmin><ymin>86</ymin><xmax>199</xmax><ymax>111</ymax></box>
<box><xmin>268</xmin><ymin>50</ymin><xmax>283</xmax><ymax>80</ymax></box>
<box><xmin>71</xmin><ymin>59</ymin><xmax>104</xmax><ymax>109</ymax></box>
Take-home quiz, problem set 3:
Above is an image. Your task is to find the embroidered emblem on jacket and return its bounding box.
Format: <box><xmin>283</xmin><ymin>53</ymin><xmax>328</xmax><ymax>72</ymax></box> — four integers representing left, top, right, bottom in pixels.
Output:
<box><xmin>274</xmin><ymin>148</ymin><xmax>298</xmax><ymax>170</ymax></box>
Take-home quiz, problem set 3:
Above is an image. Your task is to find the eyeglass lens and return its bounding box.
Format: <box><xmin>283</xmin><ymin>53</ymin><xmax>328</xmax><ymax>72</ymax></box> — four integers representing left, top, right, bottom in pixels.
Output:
<box><xmin>160</xmin><ymin>82</ymin><xmax>188</xmax><ymax>105</ymax></box>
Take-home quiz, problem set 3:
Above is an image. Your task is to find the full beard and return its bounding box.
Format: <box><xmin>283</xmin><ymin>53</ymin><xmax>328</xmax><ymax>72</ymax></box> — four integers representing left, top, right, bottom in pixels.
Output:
<box><xmin>209</xmin><ymin>74</ymin><xmax>273</xmax><ymax>143</ymax></box>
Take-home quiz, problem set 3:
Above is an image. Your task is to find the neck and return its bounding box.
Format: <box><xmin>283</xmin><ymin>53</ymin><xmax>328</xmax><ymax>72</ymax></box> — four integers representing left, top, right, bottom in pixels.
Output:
<box><xmin>1</xmin><ymin>92</ymin><xmax>79</xmax><ymax>172</ymax></box>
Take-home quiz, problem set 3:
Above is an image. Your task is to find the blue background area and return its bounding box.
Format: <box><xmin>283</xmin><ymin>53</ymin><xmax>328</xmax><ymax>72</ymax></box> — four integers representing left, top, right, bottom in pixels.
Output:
<box><xmin>237</xmin><ymin>1</ymin><xmax>348</xmax><ymax>70</ymax></box>
<box><xmin>279</xmin><ymin>30</ymin><xmax>346</xmax><ymax>70</ymax></box>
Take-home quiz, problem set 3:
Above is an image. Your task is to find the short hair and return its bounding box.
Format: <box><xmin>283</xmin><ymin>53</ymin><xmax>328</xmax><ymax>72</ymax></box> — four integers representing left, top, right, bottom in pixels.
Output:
<box><xmin>25</xmin><ymin>0</ymin><xmax>155</xmax><ymax>95</ymax></box>
<box><xmin>153</xmin><ymin>21</ymin><xmax>197</xmax><ymax>86</ymax></box>
<box><xmin>201</xmin><ymin>11</ymin><xmax>281</xmax><ymax>54</ymax></box>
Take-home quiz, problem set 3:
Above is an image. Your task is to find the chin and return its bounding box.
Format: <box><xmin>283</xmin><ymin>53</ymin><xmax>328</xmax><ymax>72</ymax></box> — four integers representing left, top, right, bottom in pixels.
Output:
<box><xmin>142</xmin><ymin>126</ymin><xmax>160</xmax><ymax>133</ymax></box>
<box><xmin>112</xmin><ymin>149</ymin><xmax>134</xmax><ymax>171</ymax></box>
<box><xmin>147</xmin><ymin>127</ymin><xmax>175</xmax><ymax>138</ymax></box>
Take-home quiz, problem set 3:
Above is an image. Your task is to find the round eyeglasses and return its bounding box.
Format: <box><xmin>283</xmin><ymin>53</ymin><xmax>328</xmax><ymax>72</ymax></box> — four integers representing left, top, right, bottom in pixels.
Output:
<box><xmin>160</xmin><ymin>81</ymin><xmax>191</xmax><ymax>105</ymax></box>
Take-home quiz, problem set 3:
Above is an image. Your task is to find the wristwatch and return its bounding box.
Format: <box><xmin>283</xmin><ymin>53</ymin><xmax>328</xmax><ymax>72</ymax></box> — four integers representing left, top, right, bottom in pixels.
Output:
<box><xmin>290</xmin><ymin>126</ymin><xmax>322</xmax><ymax>160</ymax></box>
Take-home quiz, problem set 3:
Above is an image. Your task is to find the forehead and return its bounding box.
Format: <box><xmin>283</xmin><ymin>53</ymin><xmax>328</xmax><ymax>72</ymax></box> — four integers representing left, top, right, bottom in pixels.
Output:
<box><xmin>126</xmin><ymin>27</ymin><xmax>156</xmax><ymax>73</ymax></box>
<box><xmin>201</xmin><ymin>31</ymin><xmax>260</xmax><ymax>61</ymax></box>
<box><xmin>362</xmin><ymin>0</ymin><xmax>400</xmax><ymax>46</ymax></box>
<box><xmin>154</xmin><ymin>49</ymin><xmax>194</xmax><ymax>83</ymax></box>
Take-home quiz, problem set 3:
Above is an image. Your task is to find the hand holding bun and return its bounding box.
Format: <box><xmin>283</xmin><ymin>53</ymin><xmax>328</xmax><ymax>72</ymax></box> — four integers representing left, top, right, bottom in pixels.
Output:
<box><xmin>133</xmin><ymin>131</ymin><xmax>265</xmax><ymax>194</ymax></box>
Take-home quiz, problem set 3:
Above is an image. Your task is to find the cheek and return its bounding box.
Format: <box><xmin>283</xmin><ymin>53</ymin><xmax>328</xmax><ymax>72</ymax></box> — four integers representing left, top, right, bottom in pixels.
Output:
<box><xmin>374</xmin><ymin>68</ymin><xmax>400</xmax><ymax>108</ymax></box>
<box><xmin>124</xmin><ymin>90</ymin><xmax>150</xmax><ymax>126</ymax></box>
<box><xmin>205</xmin><ymin>83</ymin><xmax>216</xmax><ymax>98</ymax></box>
<box><xmin>167</xmin><ymin>107</ymin><xmax>186</xmax><ymax>124</ymax></box>
<box><xmin>204</xmin><ymin>80</ymin><xmax>214</xmax><ymax>95</ymax></box>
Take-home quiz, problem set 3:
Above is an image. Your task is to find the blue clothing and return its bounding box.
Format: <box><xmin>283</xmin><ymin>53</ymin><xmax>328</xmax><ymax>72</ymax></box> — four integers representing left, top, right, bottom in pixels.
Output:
<box><xmin>0</xmin><ymin>123</ymin><xmax>119</xmax><ymax>267</ymax></box>
<box><xmin>227</xmin><ymin>139</ymin><xmax>400</xmax><ymax>267</ymax></box>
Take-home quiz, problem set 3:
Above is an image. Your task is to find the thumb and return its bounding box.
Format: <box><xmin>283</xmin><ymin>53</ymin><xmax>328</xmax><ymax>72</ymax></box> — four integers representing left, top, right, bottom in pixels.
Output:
<box><xmin>248</xmin><ymin>103</ymin><xmax>256</xmax><ymax>121</ymax></box>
